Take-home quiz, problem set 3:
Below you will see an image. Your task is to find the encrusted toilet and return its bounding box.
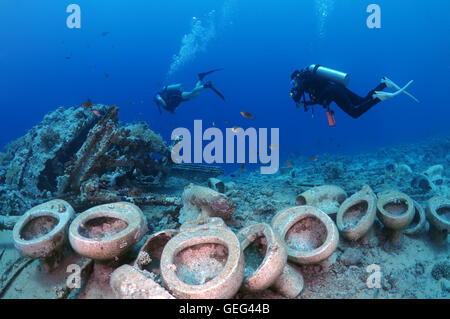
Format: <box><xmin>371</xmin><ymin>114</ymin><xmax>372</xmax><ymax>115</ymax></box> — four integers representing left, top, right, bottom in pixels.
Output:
<box><xmin>160</xmin><ymin>218</ymin><xmax>244</xmax><ymax>299</ymax></box>
<box><xmin>272</xmin><ymin>205</ymin><xmax>339</xmax><ymax>265</ymax></box>
<box><xmin>13</xmin><ymin>199</ymin><xmax>74</xmax><ymax>267</ymax></box>
<box><xmin>69</xmin><ymin>202</ymin><xmax>147</xmax><ymax>260</ymax></box>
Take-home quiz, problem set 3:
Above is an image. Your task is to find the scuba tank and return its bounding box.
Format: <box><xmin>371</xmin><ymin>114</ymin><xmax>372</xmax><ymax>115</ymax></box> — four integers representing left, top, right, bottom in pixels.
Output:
<box><xmin>308</xmin><ymin>64</ymin><xmax>350</xmax><ymax>87</ymax></box>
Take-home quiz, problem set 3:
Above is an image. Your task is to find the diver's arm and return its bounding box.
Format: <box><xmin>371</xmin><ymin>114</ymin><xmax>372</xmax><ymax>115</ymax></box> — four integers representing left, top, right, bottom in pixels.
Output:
<box><xmin>301</xmin><ymin>92</ymin><xmax>318</xmax><ymax>106</ymax></box>
<box><xmin>293</xmin><ymin>77</ymin><xmax>316</xmax><ymax>105</ymax></box>
<box><xmin>154</xmin><ymin>94</ymin><xmax>167</xmax><ymax>114</ymax></box>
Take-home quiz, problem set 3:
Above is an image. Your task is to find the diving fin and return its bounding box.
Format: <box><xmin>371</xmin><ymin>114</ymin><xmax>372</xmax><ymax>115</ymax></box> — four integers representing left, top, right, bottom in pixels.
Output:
<box><xmin>204</xmin><ymin>81</ymin><xmax>225</xmax><ymax>101</ymax></box>
<box><xmin>382</xmin><ymin>77</ymin><xmax>420</xmax><ymax>103</ymax></box>
<box><xmin>198</xmin><ymin>68</ymin><xmax>224</xmax><ymax>81</ymax></box>
<box><xmin>374</xmin><ymin>80</ymin><xmax>414</xmax><ymax>102</ymax></box>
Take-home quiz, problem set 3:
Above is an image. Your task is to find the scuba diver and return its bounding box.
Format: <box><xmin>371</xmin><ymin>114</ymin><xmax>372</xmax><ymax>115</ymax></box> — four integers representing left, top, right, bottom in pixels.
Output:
<box><xmin>154</xmin><ymin>69</ymin><xmax>225</xmax><ymax>114</ymax></box>
<box><xmin>290</xmin><ymin>65</ymin><xmax>419</xmax><ymax>126</ymax></box>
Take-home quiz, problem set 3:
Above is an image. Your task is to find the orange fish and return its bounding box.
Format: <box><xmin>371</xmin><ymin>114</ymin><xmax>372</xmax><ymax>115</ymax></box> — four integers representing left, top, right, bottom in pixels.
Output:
<box><xmin>240</xmin><ymin>111</ymin><xmax>254</xmax><ymax>119</ymax></box>
<box><xmin>286</xmin><ymin>160</ymin><xmax>293</xmax><ymax>168</ymax></box>
<box><xmin>92</xmin><ymin>110</ymin><xmax>101</xmax><ymax>117</ymax></box>
<box><xmin>310</xmin><ymin>156</ymin><xmax>318</xmax><ymax>162</ymax></box>
<box><xmin>82</xmin><ymin>99</ymin><xmax>93</xmax><ymax>109</ymax></box>
<box><xmin>231</xmin><ymin>126</ymin><xmax>240</xmax><ymax>133</ymax></box>
<box><xmin>239</xmin><ymin>163</ymin><xmax>245</xmax><ymax>175</ymax></box>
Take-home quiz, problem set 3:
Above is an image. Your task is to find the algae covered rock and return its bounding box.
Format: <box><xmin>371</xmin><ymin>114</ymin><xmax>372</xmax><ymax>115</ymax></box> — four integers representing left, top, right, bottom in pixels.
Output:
<box><xmin>0</xmin><ymin>104</ymin><xmax>171</xmax><ymax>216</ymax></box>
<box><xmin>431</xmin><ymin>261</ymin><xmax>450</xmax><ymax>281</ymax></box>
<box><xmin>340</xmin><ymin>247</ymin><xmax>364</xmax><ymax>266</ymax></box>
<box><xmin>0</xmin><ymin>106</ymin><xmax>107</xmax><ymax>215</ymax></box>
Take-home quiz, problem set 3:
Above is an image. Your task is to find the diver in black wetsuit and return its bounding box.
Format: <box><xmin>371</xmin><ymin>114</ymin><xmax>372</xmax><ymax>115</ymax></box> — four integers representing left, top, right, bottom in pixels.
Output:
<box><xmin>154</xmin><ymin>69</ymin><xmax>225</xmax><ymax>114</ymax></box>
<box><xmin>290</xmin><ymin>65</ymin><xmax>417</xmax><ymax>120</ymax></box>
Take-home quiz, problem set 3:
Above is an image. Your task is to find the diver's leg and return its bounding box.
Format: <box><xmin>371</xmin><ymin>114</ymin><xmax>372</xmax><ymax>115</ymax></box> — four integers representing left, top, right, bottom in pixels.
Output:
<box><xmin>334</xmin><ymin>84</ymin><xmax>387</xmax><ymax>118</ymax></box>
<box><xmin>322</xmin><ymin>86</ymin><xmax>364</xmax><ymax>119</ymax></box>
<box><xmin>337</xmin><ymin>81</ymin><xmax>403</xmax><ymax>118</ymax></box>
<box><xmin>333</xmin><ymin>84</ymin><xmax>386</xmax><ymax>119</ymax></box>
<box><xmin>344</xmin><ymin>98</ymin><xmax>383</xmax><ymax>118</ymax></box>
<box><xmin>365</xmin><ymin>83</ymin><xmax>387</xmax><ymax>99</ymax></box>
<box><xmin>343</xmin><ymin>87</ymin><xmax>365</xmax><ymax>106</ymax></box>
<box><xmin>181</xmin><ymin>81</ymin><xmax>204</xmax><ymax>100</ymax></box>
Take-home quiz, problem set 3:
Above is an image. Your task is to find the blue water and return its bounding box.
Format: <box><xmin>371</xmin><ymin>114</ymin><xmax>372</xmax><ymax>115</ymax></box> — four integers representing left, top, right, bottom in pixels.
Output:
<box><xmin>1</xmin><ymin>0</ymin><xmax>449</xmax><ymax>169</ymax></box>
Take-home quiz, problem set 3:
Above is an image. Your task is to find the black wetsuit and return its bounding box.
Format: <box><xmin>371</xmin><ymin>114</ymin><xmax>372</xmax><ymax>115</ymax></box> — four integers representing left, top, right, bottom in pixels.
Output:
<box><xmin>158</xmin><ymin>86</ymin><xmax>184</xmax><ymax>113</ymax></box>
<box><xmin>291</xmin><ymin>71</ymin><xmax>387</xmax><ymax>119</ymax></box>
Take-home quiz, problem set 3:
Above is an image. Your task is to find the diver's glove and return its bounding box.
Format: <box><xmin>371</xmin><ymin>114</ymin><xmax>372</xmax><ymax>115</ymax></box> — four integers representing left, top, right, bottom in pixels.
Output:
<box><xmin>373</xmin><ymin>80</ymin><xmax>414</xmax><ymax>102</ymax></box>
<box><xmin>381</xmin><ymin>77</ymin><xmax>419</xmax><ymax>103</ymax></box>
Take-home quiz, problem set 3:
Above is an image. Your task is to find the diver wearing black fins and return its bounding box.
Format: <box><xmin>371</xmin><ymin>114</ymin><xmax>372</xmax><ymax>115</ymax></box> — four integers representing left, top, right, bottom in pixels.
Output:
<box><xmin>154</xmin><ymin>69</ymin><xmax>225</xmax><ymax>114</ymax></box>
<box><xmin>290</xmin><ymin>65</ymin><xmax>418</xmax><ymax>125</ymax></box>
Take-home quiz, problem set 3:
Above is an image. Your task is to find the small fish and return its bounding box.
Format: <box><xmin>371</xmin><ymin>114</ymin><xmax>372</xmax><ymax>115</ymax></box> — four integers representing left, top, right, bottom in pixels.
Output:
<box><xmin>231</xmin><ymin>126</ymin><xmax>240</xmax><ymax>133</ymax></box>
<box><xmin>92</xmin><ymin>110</ymin><xmax>101</xmax><ymax>117</ymax></box>
<box><xmin>101</xmin><ymin>31</ymin><xmax>110</xmax><ymax>37</ymax></box>
<box><xmin>224</xmin><ymin>120</ymin><xmax>229</xmax><ymax>125</ymax></box>
<box><xmin>212</xmin><ymin>122</ymin><xmax>216</xmax><ymax>127</ymax></box>
<box><xmin>269</xmin><ymin>144</ymin><xmax>277</xmax><ymax>150</ymax></box>
<box><xmin>286</xmin><ymin>160</ymin><xmax>293</xmax><ymax>168</ymax></box>
<box><xmin>65</xmin><ymin>56</ymin><xmax>71</xmax><ymax>60</ymax></box>
<box><xmin>240</xmin><ymin>111</ymin><xmax>254</xmax><ymax>119</ymax></box>
<box><xmin>82</xmin><ymin>99</ymin><xmax>93</xmax><ymax>109</ymax></box>
<box><xmin>104</xmin><ymin>73</ymin><xmax>109</xmax><ymax>78</ymax></box>
<box><xmin>310</xmin><ymin>156</ymin><xmax>318</xmax><ymax>162</ymax></box>
<box><xmin>239</xmin><ymin>163</ymin><xmax>245</xmax><ymax>175</ymax></box>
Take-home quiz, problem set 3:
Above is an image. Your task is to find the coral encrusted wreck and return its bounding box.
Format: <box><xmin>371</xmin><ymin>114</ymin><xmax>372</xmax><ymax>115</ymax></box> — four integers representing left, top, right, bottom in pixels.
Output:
<box><xmin>0</xmin><ymin>104</ymin><xmax>174</xmax><ymax>221</ymax></box>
